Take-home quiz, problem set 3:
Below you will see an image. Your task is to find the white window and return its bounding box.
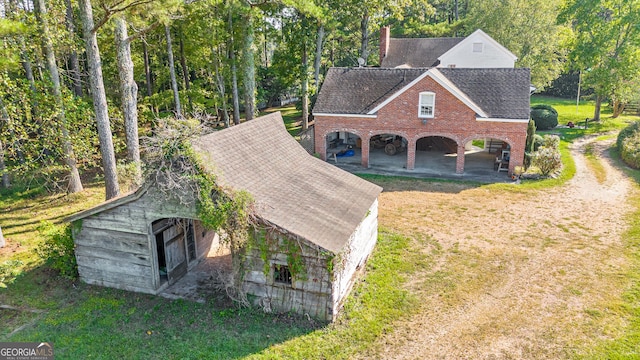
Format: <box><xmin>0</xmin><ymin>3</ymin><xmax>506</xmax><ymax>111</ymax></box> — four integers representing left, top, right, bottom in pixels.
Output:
<box><xmin>473</xmin><ymin>42</ymin><xmax>484</xmax><ymax>53</ymax></box>
<box><xmin>419</xmin><ymin>92</ymin><xmax>435</xmax><ymax>118</ymax></box>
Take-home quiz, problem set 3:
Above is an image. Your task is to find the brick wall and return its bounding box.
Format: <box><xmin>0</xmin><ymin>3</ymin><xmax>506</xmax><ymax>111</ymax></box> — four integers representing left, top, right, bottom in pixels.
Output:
<box><xmin>314</xmin><ymin>76</ymin><xmax>528</xmax><ymax>175</ymax></box>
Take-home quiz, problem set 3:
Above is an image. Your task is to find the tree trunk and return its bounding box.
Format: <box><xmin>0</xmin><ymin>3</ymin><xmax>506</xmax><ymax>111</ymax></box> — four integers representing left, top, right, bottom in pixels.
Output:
<box><xmin>20</xmin><ymin>40</ymin><xmax>36</xmax><ymax>95</ymax></box>
<box><xmin>36</xmin><ymin>0</ymin><xmax>83</xmax><ymax>194</ymax></box>
<box><xmin>165</xmin><ymin>25</ymin><xmax>182</xmax><ymax>118</ymax></box>
<box><xmin>314</xmin><ymin>24</ymin><xmax>324</xmax><ymax>87</ymax></box>
<box><xmin>0</xmin><ymin>139</ymin><xmax>9</xmax><ymax>189</ymax></box>
<box><xmin>212</xmin><ymin>46</ymin><xmax>230</xmax><ymax>127</ymax></box>
<box><xmin>301</xmin><ymin>41</ymin><xmax>309</xmax><ymax>130</ymax></box>
<box><xmin>228</xmin><ymin>8</ymin><xmax>240</xmax><ymax>125</ymax></box>
<box><xmin>0</xmin><ymin>134</ymin><xmax>9</xmax><ymax>190</ymax></box>
<box><xmin>359</xmin><ymin>12</ymin><xmax>369</xmax><ymax>65</ymax></box>
<box><xmin>0</xmin><ymin>94</ymin><xmax>17</xmax><ymax>182</ymax></box>
<box><xmin>594</xmin><ymin>94</ymin><xmax>602</xmax><ymax>121</ymax></box>
<box><xmin>242</xmin><ymin>13</ymin><xmax>256</xmax><ymax>120</ymax></box>
<box><xmin>142</xmin><ymin>39</ymin><xmax>153</xmax><ymax>97</ymax></box>
<box><xmin>178</xmin><ymin>32</ymin><xmax>192</xmax><ymax>112</ymax></box>
<box><xmin>78</xmin><ymin>0</ymin><xmax>120</xmax><ymax>200</ymax></box>
<box><xmin>64</xmin><ymin>0</ymin><xmax>83</xmax><ymax>97</ymax></box>
<box><xmin>612</xmin><ymin>99</ymin><xmax>625</xmax><ymax>118</ymax></box>
<box><xmin>20</xmin><ymin>38</ymin><xmax>38</xmax><ymax>134</ymax></box>
<box><xmin>0</xmin><ymin>225</ymin><xmax>5</xmax><ymax>248</ymax></box>
<box><xmin>114</xmin><ymin>17</ymin><xmax>141</xmax><ymax>183</ymax></box>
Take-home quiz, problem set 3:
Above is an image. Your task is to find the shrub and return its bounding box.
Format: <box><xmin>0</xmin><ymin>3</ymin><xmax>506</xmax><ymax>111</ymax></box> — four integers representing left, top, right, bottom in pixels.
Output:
<box><xmin>35</xmin><ymin>221</ymin><xmax>78</xmax><ymax>279</ymax></box>
<box><xmin>618</xmin><ymin>122</ymin><xmax>640</xmax><ymax>169</ymax></box>
<box><xmin>533</xmin><ymin>134</ymin><xmax>545</xmax><ymax>151</ymax></box>
<box><xmin>542</xmin><ymin>134</ymin><xmax>560</xmax><ymax>150</ymax></box>
<box><xmin>525</xmin><ymin>120</ymin><xmax>536</xmax><ymax>152</ymax></box>
<box><xmin>0</xmin><ymin>260</ymin><xmax>23</xmax><ymax>288</ymax></box>
<box><xmin>532</xmin><ymin>146</ymin><xmax>562</xmax><ymax>176</ymax></box>
<box><xmin>530</xmin><ymin>104</ymin><xmax>559</xmax><ymax>130</ymax></box>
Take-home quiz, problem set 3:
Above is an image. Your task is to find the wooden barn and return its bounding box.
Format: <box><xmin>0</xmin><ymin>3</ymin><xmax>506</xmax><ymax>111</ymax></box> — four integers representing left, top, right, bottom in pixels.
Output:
<box><xmin>67</xmin><ymin>112</ymin><xmax>382</xmax><ymax>321</ymax></box>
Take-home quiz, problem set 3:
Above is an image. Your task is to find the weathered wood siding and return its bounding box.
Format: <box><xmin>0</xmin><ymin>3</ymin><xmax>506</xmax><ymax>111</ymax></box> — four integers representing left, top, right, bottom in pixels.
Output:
<box><xmin>73</xmin><ymin>186</ymin><xmax>198</xmax><ymax>294</ymax></box>
<box><xmin>241</xmin><ymin>232</ymin><xmax>334</xmax><ymax>321</ymax></box>
<box><xmin>332</xmin><ymin>200</ymin><xmax>379</xmax><ymax>317</ymax></box>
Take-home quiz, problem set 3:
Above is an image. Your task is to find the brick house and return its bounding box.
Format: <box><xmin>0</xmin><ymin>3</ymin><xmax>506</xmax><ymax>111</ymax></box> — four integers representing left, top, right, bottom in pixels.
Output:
<box><xmin>313</xmin><ymin>29</ymin><xmax>530</xmax><ymax>176</ymax></box>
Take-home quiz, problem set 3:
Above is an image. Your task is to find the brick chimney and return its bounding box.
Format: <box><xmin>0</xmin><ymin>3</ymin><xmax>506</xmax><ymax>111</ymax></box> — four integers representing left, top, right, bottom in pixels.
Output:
<box><xmin>379</xmin><ymin>26</ymin><xmax>390</xmax><ymax>66</ymax></box>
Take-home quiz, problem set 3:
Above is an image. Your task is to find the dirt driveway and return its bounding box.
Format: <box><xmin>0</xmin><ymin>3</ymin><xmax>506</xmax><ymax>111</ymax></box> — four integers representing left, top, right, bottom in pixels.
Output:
<box><xmin>369</xmin><ymin>137</ymin><xmax>634</xmax><ymax>359</ymax></box>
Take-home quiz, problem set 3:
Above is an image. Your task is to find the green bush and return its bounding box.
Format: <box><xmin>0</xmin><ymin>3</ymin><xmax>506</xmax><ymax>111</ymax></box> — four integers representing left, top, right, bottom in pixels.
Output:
<box><xmin>530</xmin><ymin>104</ymin><xmax>559</xmax><ymax>130</ymax></box>
<box><xmin>0</xmin><ymin>260</ymin><xmax>23</xmax><ymax>288</ymax></box>
<box><xmin>533</xmin><ymin>134</ymin><xmax>545</xmax><ymax>151</ymax></box>
<box><xmin>618</xmin><ymin>122</ymin><xmax>640</xmax><ymax>169</ymax></box>
<box><xmin>35</xmin><ymin>221</ymin><xmax>78</xmax><ymax>279</ymax></box>
<box><xmin>532</xmin><ymin>147</ymin><xmax>562</xmax><ymax>176</ymax></box>
<box><xmin>542</xmin><ymin>134</ymin><xmax>560</xmax><ymax>150</ymax></box>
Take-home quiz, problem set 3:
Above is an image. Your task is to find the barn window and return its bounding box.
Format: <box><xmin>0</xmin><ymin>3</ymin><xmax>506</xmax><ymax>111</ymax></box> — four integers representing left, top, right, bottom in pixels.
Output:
<box><xmin>418</xmin><ymin>92</ymin><xmax>435</xmax><ymax>118</ymax></box>
<box><xmin>274</xmin><ymin>264</ymin><xmax>292</xmax><ymax>284</ymax></box>
<box><xmin>473</xmin><ymin>42</ymin><xmax>483</xmax><ymax>53</ymax></box>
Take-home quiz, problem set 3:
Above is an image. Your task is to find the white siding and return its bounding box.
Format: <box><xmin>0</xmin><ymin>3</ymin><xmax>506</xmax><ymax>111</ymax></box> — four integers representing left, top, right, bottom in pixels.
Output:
<box><xmin>438</xmin><ymin>31</ymin><xmax>516</xmax><ymax>68</ymax></box>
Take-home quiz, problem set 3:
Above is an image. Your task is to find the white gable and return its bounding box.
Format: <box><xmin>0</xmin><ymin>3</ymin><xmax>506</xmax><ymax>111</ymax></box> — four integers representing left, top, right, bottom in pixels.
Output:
<box><xmin>438</xmin><ymin>29</ymin><xmax>517</xmax><ymax>68</ymax></box>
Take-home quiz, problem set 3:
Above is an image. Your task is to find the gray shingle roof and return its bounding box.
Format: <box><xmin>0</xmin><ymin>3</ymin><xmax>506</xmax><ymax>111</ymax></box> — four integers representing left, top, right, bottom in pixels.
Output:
<box><xmin>313</xmin><ymin>67</ymin><xmax>426</xmax><ymax>114</ymax></box>
<box><xmin>381</xmin><ymin>37</ymin><xmax>464</xmax><ymax>68</ymax></box>
<box><xmin>438</xmin><ymin>68</ymin><xmax>531</xmax><ymax>119</ymax></box>
<box><xmin>313</xmin><ymin>67</ymin><xmax>530</xmax><ymax>119</ymax></box>
<box><xmin>193</xmin><ymin>112</ymin><xmax>382</xmax><ymax>254</ymax></box>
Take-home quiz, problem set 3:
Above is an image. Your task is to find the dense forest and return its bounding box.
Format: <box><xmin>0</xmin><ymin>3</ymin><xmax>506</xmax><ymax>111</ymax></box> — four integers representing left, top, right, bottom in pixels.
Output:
<box><xmin>0</xmin><ymin>0</ymin><xmax>638</xmax><ymax>203</ymax></box>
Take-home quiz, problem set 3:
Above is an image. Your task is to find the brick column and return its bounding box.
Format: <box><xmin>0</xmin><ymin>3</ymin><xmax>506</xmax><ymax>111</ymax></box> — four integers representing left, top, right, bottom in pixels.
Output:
<box><xmin>455</xmin><ymin>143</ymin><xmax>465</xmax><ymax>174</ymax></box>
<box><xmin>508</xmin><ymin>134</ymin><xmax>527</xmax><ymax>176</ymax></box>
<box><xmin>316</xmin><ymin>129</ymin><xmax>327</xmax><ymax>161</ymax></box>
<box><xmin>361</xmin><ymin>135</ymin><xmax>370</xmax><ymax>168</ymax></box>
<box><xmin>406</xmin><ymin>138</ymin><xmax>416</xmax><ymax>170</ymax></box>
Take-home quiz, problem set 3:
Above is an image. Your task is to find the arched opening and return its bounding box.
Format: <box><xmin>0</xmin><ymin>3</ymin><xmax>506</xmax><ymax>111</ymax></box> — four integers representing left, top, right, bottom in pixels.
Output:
<box><xmin>462</xmin><ymin>137</ymin><xmax>512</xmax><ymax>176</ymax></box>
<box><xmin>324</xmin><ymin>131</ymin><xmax>361</xmax><ymax>165</ymax></box>
<box><xmin>414</xmin><ymin>136</ymin><xmax>458</xmax><ymax>173</ymax></box>
<box><xmin>369</xmin><ymin>134</ymin><xmax>408</xmax><ymax>169</ymax></box>
<box><xmin>152</xmin><ymin>218</ymin><xmax>230</xmax><ymax>302</ymax></box>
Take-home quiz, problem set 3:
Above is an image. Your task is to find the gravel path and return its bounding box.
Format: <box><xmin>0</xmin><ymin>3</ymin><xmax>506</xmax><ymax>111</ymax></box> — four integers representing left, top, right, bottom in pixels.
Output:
<box><xmin>371</xmin><ymin>137</ymin><xmax>634</xmax><ymax>359</ymax></box>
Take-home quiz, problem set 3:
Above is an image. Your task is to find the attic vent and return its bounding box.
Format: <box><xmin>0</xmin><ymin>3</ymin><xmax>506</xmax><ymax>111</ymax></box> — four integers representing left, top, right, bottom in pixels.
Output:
<box><xmin>274</xmin><ymin>264</ymin><xmax>292</xmax><ymax>284</ymax></box>
<box><xmin>473</xmin><ymin>42</ymin><xmax>484</xmax><ymax>53</ymax></box>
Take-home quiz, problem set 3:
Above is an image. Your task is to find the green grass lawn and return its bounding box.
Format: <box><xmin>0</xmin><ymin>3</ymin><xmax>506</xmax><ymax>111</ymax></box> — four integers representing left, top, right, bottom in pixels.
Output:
<box><xmin>260</xmin><ymin>105</ymin><xmax>303</xmax><ymax>136</ymax></box>
<box><xmin>531</xmin><ymin>95</ymin><xmax>637</xmax><ymax>141</ymax></box>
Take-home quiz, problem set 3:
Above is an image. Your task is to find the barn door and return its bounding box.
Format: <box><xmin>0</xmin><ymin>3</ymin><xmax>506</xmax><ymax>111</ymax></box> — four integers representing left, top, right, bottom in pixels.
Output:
<box><xmin>163</xmin><ymin>224</ymin><xmax>187</xmax><ymax>285</ymax></box>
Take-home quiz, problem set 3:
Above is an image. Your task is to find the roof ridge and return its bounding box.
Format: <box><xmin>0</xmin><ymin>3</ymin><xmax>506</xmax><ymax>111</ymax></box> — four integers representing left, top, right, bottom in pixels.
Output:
<box><xmin>390</xmin><ymin>36</ymin><xmax>464</xmax><ymax>41</ymax></box>
<box><xmin>330</xmin><ymin>67</ymin><xmax>431</xmax><ymax>71</ymax></box>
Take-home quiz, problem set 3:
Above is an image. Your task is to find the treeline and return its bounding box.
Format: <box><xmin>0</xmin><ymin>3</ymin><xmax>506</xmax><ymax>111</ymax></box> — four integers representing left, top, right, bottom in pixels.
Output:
<box><xmin>0</xmin><ymin>0</ymin><xmax>638</xmax><ymax>200</ymax></box>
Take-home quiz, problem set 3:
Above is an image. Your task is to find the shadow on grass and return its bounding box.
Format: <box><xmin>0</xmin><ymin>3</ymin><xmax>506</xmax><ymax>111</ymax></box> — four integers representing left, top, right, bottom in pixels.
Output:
<box><xmin>358</xmin><ymin>173</ymin><xmax>483</xmax><ymax>194</ymax></box>
<box><xmin>1</xmin><ymin>229</ymin><xmax>428</xmax><ymax>359</ymax></box>
<box><xmin>0</xmin><ymin>264</ymin><xmax>321</xmax><ymax>359</ymax></box>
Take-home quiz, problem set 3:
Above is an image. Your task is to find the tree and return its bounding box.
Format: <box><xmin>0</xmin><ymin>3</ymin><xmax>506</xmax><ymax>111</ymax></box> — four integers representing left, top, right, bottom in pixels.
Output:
<box><xmin>78</xmin><ymin>0</ymin><xmax>120</xmax><ymax>199</ymax></box>
<box><xmin>114</xmin><ymin>16</ymin><xmax>141</xmax><ymax>180</ymax></box>
<box><xmin>0</xmin><ymin>225</ymin><xmax>4</xmax><ymax>248</ymax></box>
<box><xmin>165</xmin><ymin>24</ymin><xmax>183</xmax><ymax>118</ymax></box>
<box><xmin>35</xmin><ymin>0</ymin><xmax>84</xmax><ymax>194</ymax></box>
<box><xmin>64</xmin><ymin>0</ymin><xmax>83</xmax><ymax>97</ymax></box>
<box><xmin>561</xmin><ymin>0</ymin><xmax>640</xmax><ymax>120</ymax></box>
<box><xmin>466</xmin><ymin>0</ymin><xmax>569</xmax><ymax>89</ymax></box>
<box><xmin>241</xmin><ymin>6</ymin><xmax>257</xmax><ymax>120</ymax></box>
<box><xmin>0</xmin><ymin>18</ymin><xmax>26</xmax><ymax>190</ymax></box>
<box><xmin>228</xmin><ymin>2</ymin><xmax>241</xmax><ymax>124</ymax></box>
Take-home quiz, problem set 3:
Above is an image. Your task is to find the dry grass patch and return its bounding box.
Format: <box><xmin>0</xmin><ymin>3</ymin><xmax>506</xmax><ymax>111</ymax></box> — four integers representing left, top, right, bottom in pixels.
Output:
<box><xmin>584</xmin><ymin>143</ymin><xmax>607</xmax><ymax>184</ymax></box>
<box><xmin>362</xmin><ymin>150</ymin><xmax>634</xmax><ymax>359</ymax></box>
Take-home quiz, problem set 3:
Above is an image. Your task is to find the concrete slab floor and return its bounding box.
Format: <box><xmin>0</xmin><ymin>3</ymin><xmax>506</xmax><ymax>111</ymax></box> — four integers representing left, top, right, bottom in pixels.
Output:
<box><xmin>329</xmin><ymin>148</ymin><xmax>514</xmax><ymax>183</ymax></box>
<box><xmin>160</xmin><ymin>246</ymin><xmax>232</xmax><ymax>304</ymax></box>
